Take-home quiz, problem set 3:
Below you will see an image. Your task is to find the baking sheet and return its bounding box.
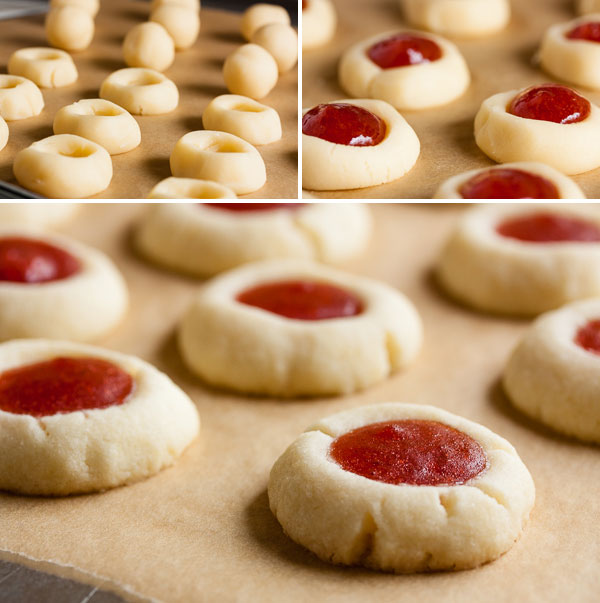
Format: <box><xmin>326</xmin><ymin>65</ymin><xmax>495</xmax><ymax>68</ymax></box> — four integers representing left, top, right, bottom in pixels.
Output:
<box><xmin>303</xmin><ymin>0</ymin><xmax>600</xmax><ymax>199</ymax></box>
<box><xmin>0</xmin><ymin>0</ymin><xmax>298</xmax><ymax>199</ymax></box>
<box><xmin>0</xmin><ymin>203</ymin><xmax>598</xmax><ymax>602</ymax></box>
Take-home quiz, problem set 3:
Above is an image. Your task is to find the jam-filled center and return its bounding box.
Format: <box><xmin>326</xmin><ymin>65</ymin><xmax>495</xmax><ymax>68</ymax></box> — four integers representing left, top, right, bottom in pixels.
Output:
<box><xmin>302</xmin><ymin>102</ymin><xmax>387</xmax><ymax>146</ymax></box>
<box><xmin>575</xmin><ymin>319</ymin><xmax>600</xmax><ymax>355</ymax></box>
<box><xmin>459</xmin><ymin>168</ymin><xmax>560</xmax><ymax>199</ymax></box>
<box><xmin>0</xmin><ymin>237</ymin><xmax>81</xmax><ymax>284</ymax></box>
<box><xmin>496</xmin><ymin>212</ymin><xmax>600</xmax><ymax>243</ymax></box>
<box><xmin>236</xmin><ymin>279</ymin><xmax>363</xmax><ymax>320</ymax></box>
<box><xmin>566</xmin><ymin>22</ymin><xmax>600</xmax><ymax>43</ymax></box>
<box><xmin>367</xmin><ymin>33</ymin><xmax>442</xmax><ymax>69</ymax></box>
<box><xmin>508</xmin><ymin>83</ymin><xmax>590</xmax><ymax>125</ymax></box>
<box><xmin>330</xmin><ymin>419</ymin><xmax>487</xmax><ymax>486</ymax></box>
<box><xmin>203</xmin><ymin>203</ymin><xmax>303</xmax><ymax>212</ymax></box>
<box><xmin>0</xmin><ymin>357</ymin><xmax>134</xmax><ymax>417</ymax></box>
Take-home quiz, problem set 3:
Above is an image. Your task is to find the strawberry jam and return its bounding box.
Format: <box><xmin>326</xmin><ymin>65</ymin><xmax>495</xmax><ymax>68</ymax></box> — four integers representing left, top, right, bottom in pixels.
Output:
<box><xmin>330</xmin><ymin>420</ymin><xmax>486</xmax><ymax>486</ymax></box>
<box><xmin>204</xmin><ymin>203</ymin><xmax>303</xmax><ymax>212</ymax></box>
<box><xmin>508</xmin><ymin>83</ymin><xmax>590</xmax><ymax>124</ymax></box>
<box><xmin>496</xmin><ymin>212</ymin><xmax>600</xmax><ymax>243</ymax></box>
<box><xmin>566</xmin><ymin>22</ymin><xmax>600</xmax><ymax>42</ymax></box>
<box><xmin>367</xmin><ymin>33</ymin><xmax>442</xmax><ymax>69</ymax></box>
<box><xmin>0</xmin><ymin>237</ymin><xmax>81</xmax><ymax>284</ymax></box>
<box><xmin>237</xmin><ymin>280</ymin><xmax>363</xmax><ymax>320</ymax></box>
<box><xmin>459</xmin><ymin>168</ymin><xmax>560</xmax><ymax>199</ymax></box>
<box><xmin>302</xmin><ymin>102</ymin><xmax>386</xmax><ymax>146</ymax></box>
<box><xmin>575</xmin><ymin>320</ymin><xmax>600</xmax><ymax>355</ymax></box>
<box><xmin>0</xmin><ymin>357</ymin><xmax>134</xmax><ymax>417</ymax></box>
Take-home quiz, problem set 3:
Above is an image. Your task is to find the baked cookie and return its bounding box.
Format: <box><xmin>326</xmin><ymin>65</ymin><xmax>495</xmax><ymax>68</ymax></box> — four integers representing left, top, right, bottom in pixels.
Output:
<box><xmin>434</xmin><ymin>162</ymin><xmax>585</xmax><ymax>199</ymax></box>
<box><xmin>302</xmin><ymin>0</ymin><xmax>337</xmax><ymax>50</ymax></box>
<box><xmin>0</xmin><ymin>230</ymin><xmax>127</xmax><ymax>341</ymax></box>
<box><xmin>302</xmin><ymin>99</ymin><xmax>420</xmax><ymax>191</ymax></box>
<box><xmin>269</xmin><ymin>403</ymin><xmax>535</xmax><ymax>572</ymax></box>
<box><xmin>135</xmin><ymin>203</ymin><xmax>372</xmax><ymax>276</ymax></box>
<box><xmin>504</xmin><ymin>298</ymin><xmax>600</xmax><ymax>443</ymax></box>
<box><xmin>178</xmin><ymin>259</ymin><xmax>422</xmax><ymax>397</ymax></box>
<box><xmin>0</xmin><ymin>204</ymin><xmax>79</xmax><ymax>228</ymax></box>
<box><xmin>436</xmin><ymin>204</ymin><xmax>600</xmax><ymax>316</ymax></box>
<box><xmin>0</xmin><ymin>339</ymin><xmax>199</xmax><ymax>495</ymax></box>
<box><xmin>474</xmin><ymin>83</ymin><xmax>600</xmax><ymax>174</ymax></box>
<box><xmin>339</xmin><ymin>30</ymin><xmax>470</xmax><ymax>111</ymax></box>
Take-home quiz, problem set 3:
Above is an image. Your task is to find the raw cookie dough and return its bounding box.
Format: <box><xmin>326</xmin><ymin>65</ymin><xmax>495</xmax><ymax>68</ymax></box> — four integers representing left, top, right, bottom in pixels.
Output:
<box><xmin>135</xmin><ymin>203</ymin><xmax>372</xmax><ymax>276</ymax></box>
<box><xmin>123</xmin><ymin>22</ymin><xmax>175</xmax><ymax>72</ymax></box>
<box><xmin>302</xmin><ymin>99</ymin><xmax>420</xmax><ymax>191</ymax></box>
<box><xmin>223</xmin><ymin>44</ymin><xmax>278</xmax><ymax>100</ymax></box>
<box><xmin>50</xmin><ymin>0</ymin><xmax>100</xmax><ymax>17</ymax></box>
<box><xmin>302</xmin><ymin>0</ymin><xmax>337</xmax><ymax>50</ymax></box>
<box><xmin>240</xmin><ymin>3</ymin><xmax>291</xmax><ymax>41</ymax></box>
<box><xmin>13</xmin><ymin>134</ymin><xmax>112</xmax><ymax>199</ymax></box>
<box><xmin>0</xmin><ymin>117</ymin><xmax>7</xmax><ymax>152</ymax></box>
<box><xmin>178</xmin><ymin>259</ymin><xmax>422</xmax><ymax>397</ymax></box>
<box><xmin>150</xmin><ymin>3</ymin><xmax>200</xmax><ymax>50</ymax></box>
<box><xmin>339</xmin><ymin>30</ymin><xmax>470</xmax><ymax>111</ymax></box>
<box><xmin>504</xmin><ymin>298</ymin><xmax>600</xmax><ymax>443</ymax></box>
<box><xmin>251</xmin><ymin>23</ymin><xmax>298</xmax><ymax>73</ymax></box>
<box><xmin>269</xmin><ymin>403</ymin><xmax>535</xmax><ymax>572</ymax></box>
<box><xmin>0</xmin><ymin>338</ymin><xmax>199</xmax><ymax>495</ymax></box>
<box><xmin>45</xmin><ymin>6</ymin><xmax>95</xmax><ymax>52</ymax></box>
<box><xmin>148</xmin><ymin>178</ymin><xmax>236</xmax><ymax>199</ymax></box>
<box><xmin>8</xmin><ymin>47</ymin><xmax>77</xmax><ymax>89</ymax></box>
<box><xmin>436</xmin><ymin>203</ymin><xmax>600</xmax><ymax>316</ymax></box>
<box><xmin>0</xmin><ymin>204</ymin><xmax>79</xmax><ymax>228</ymax></box>
<box><xmin>0</xmin><ymin>75</ymin><xmax>44</xmax><ymax>121</ymax></box>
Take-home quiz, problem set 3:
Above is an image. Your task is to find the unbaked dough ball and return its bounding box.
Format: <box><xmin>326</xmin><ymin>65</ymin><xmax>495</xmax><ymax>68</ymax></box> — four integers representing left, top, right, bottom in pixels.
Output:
<box><xmin>178</xmin><ymin>259</ymin><xmax>422</xmax><ymax>396</ymax></box>
<box><xmin>13</xmin><ymin>134</ymin><xmax>112</xmax><ymax>199</ymax></box>
<box><xmin>251</xmin><ymin>23</ymin><xmax>298</xmax><ymax>73</ymax></box>
<box><xmin>150</xmin><ymin>0</ymin><xmax>200</xmax><ymax>12</ymax></box>
<box><xmin>50</xmin><ymin>0</ymin><xmax>100</xmax><ymax>17</ymax></box>
<box><xmin>0</xmin><ymin>75</ymin><xmax>44</xmax><ymax>121</ymax></box>
<box><xmin>0</xmin><ymin>204</ymin><xmax>79</xmax><ymax>228</ymax></box>
<box><xmin>148</xmin><ymin>178</ymin><xmax>236</xmax><ymax>199</ymax></box>
<box><xmin>150</xmin><ymin>3</ymin><xmax>200</xmax><ymax>50</ymax></box>
<box><xmin>240</xmin><ymin>3</ymin><xmax>291</xmax><ymax>41</ymax></box>
<box><xmin>223</xmin><ymin>44</ymin><xmax>278</xmax><ymax>99</ymax></box>
<box><xmin>302</xmin><ymin>0</ymin><xmax>337</xmax><ymax>50</ymax></box>
<box><xmin>45</xmin><ymin>6</ymin><xmax>95</xmax><ymax>52</ymax></box>
<box><xmin>123</xmin><ymin>22</ymin><xmax>175</xmax><ymax>72</ymax></box>
<box><xmin>577</xmin><ymin>0</ymin><xmax>600</xmax><ymax>14</ymax></box>
<box><xmin>0</xmin><ymin>117</ymin><xmax>7</xmax><ymax>152</ymax></box>
<box><xmin>8</xmin><ymin>47</ymin><xmax>78</xmax><ymax>88</ymax></box>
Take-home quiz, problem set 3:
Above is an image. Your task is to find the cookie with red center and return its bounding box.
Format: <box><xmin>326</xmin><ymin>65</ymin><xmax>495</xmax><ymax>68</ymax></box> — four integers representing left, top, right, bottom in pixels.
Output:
<box><xmin>302</xmin><ymin>0</ymin><xmax>336</xmax><ymax>50</ymax></box>
<box><xmin>268</xmin><ymin>403</ymin><xmax>535</xmax><ymax>572</ymax></box>
<box><xmin>436</xmin><ymin>204</ymin><xmax>600</xmax><ymax>316</ymax></box>
<box><xmin>0</xmin><ymin>339</ymin><xmax>199</xmax><ymax>495</ymax></box>
<box><xmin>178</xmin><ymin>259</ymin><xmax>422</xmax><ymax>397</ymax></box>
<box><xmin>339</xmin><ymin>30</ymin><xmax>470</xmax><ymax>111</ymax></box>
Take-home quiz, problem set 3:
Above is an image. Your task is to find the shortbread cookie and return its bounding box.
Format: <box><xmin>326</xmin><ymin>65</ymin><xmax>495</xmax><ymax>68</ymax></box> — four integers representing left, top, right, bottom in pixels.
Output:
<box><xmin>434</xmin><ymin>162</ymin><xmax>585</xmax><ymax>199</ymax></box>
<box><xmin>150</xmin><ymin>3</ymin><xmax>200</xmax><ymax>50</ymax></box>
<box><xmin>0</xmin><ymin>339</ymin><xmax>199</xmax><ymax>495</ymax></box>
<box><xmin>436</xmin><ymin>204</ymin><xmax>600</xmax><ymax>316</ymax></box>
<box><xmin>178</xmin><ymin>260</ymin><xmax>421</xmax><ymax>397</ymax></box>
<box><xmin>148</xmin><ymin>178</ymin><xmax>236</xmax><ymax>199</ymax></box>
<box><xmin>504</xmin><ymin>299</ymin><xmax>600</xmax><ymax>443</ymax></box>
<box><xmin>8</xmin><ymin>47</ymin><xmax>78</xmax><ymax>88</ymax></box>
<box><xmin>577</xmin><ymin>0</ymin><xmax>600</xmax><ymax>14</ymax></box>
<box><xmin>136</xmin><ymin>203</ymin><xmax>371</xmax><ymax>276</ymax></box>
<box><xmin>0</xmin><ymin>117</ymin><xmax>7</xmax><ymax>152</ymax></box>
<box><xmin>50</xmin><ymin>0</ymin><xmax>99</xmax><ymax>17</ymax></box>
<box><xmin>0</xmin><ymin>75</ymin><xmax>44</xmax><ymax>121</ymax></box>
<box><xmin>223</xmin><ymin>44</ymin><xmax>278</xmax><ymax>100</ymax></box>
<box><xmin>240</xmin><ymin>3</ymin><xmax>290</xmax><ymax>41</ymax></box>
<box><xmin>251</xmin><ymin>23</ymin><xmax>298</xmax><ymax>73</ymax></box>
<box><xmin>269</xmin><ymin>403</ymin><xmax>535</xmax><ymax>571</ymax></box>
<box><xmin>339</xmin><ymin>30</ymin><xmax>470</xmax><ymax>111</ymax></box>
<box><xmin>474</xmin><ymin>83</ymin><xmax>600</xmax><ymax>174</ymax></box>
<box><xmin>302</xmin><ymin>99</ymin><xmax>419</xmax><ymax>191</ymax></box>
<box><xmin>302</xmin><ymin>0</ymin><xmax>337</xmax><ymax>50</ymax></box>
<box><xmin>0</xmin><ymin>204</ymin><xmax>79</xmax><ymax>228</ymax></box>
<box><xmin>45</xmin><ymin>6</ymin><xmax>94</xmax><ymax>52</ymax></box>
<box><xmin>123</xmin><ymin>22</ymin><xmax>175</xmax><ymax>72</ymax></box>
<box><xmin>399</xmin><ymin>0</ymin><xmax>510</xmax><ymax>38</ymax></box>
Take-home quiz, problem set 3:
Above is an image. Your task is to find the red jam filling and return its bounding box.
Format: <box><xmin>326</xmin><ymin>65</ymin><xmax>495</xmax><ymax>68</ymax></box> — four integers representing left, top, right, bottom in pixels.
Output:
<box><xmin>330</xmin><ymin>419</ymin><xmax>486</xmax><ymax>486</ymax></box>
<box><xmin>508</xmin><ymin>83</ymin><xmax>590</xmax><ymax>125</ymax></box>
<box><xmin>236</xmin><ymin>280</ymin><xmax>363</xmax><ymax>320</ymax></box>
<box><xmin>575</xmin><ymin>320</ymin><xmax>600</xmax><ymax>355</ymax></box>
<box><xmin>367</xmin><ymin>33</ymin><xmax>442</xmax><ymax>69</ymax></box>
<box><xmin>458</xmin><ymin>168</ymin><xmax>560</xmax><ymax>199</ymax></box>
<box><xmin>0</xmin><ymin>357</ymin><xmax>134</xmax><ymax>417</ymax></box>
<box><xmin>302</xmin><ymin>102</ymin><xmax>387</xmax><ymax>146</ymax></box>
<box><xmin>496</xmin><ymin>212</ymin><xmax>600</xmax><ymax>243</ymax></box>
<box><xmin>204</xmin><ymin>203</ymin><xmax>303</xmax><ymax>212</ymax></box>
<box><xmin>0</xmin><ymin>237</ymin><xmax>81</xmax><ymax>284</ymax></box>
<box><xmin>566</xmin><ymin>22</ymin><xmax>600</xmax><ymax>43</ymax></box>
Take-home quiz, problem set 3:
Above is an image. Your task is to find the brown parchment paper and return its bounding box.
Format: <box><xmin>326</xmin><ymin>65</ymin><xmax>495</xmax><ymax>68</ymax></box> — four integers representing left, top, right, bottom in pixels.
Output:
<box><xmin>303</xmin><ymin>0</ymin><xmax>600</xmax><ymax>199</ymax></box>
<box><xmin>0</xmin><ymin>203</ymin><xmax>600</xmax><ymax>603</ymax></box>
<box><xmin>0</xmin><ymin>0</ymin><xmax>298</xmax><ymax>199</ymax></box>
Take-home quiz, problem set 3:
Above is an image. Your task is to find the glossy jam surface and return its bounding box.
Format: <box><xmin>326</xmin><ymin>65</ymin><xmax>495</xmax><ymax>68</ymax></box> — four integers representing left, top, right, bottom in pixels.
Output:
<box><xmin>575</xmin><ymin>320</ymin><xmax>600</xmax><ymax>355</ymax></box>
<box><xmin>330</xmin><ymin>419</ymin><xmax>487</xmax><ymax>486</ymax></box>
<box><xmin>508</xmin><ymin>83</ymin><xmax>590</xmax><ymax>124</ymax></box>
<box><xmin>0</xmin><ymin>357</ymin><xmax>134</xmax><ymax>417</ymax></box>
<box><xmin>0</xmin><ymin>237</ymin><xmax>81</xmax><ymax>284</ymax></box>
<box><xmin>566</xmin><ymin>22</ymin><xmax>600</xmax><ymax>43</ymax></box>
<box><xmin>459</xmin><ymin>168</ymin><xmax>560</xmax><ymax>199</ymax></box>
<box><xmin>497</xmin><ymin>212</ymin><xmax>600</xmax><ymax>243</ymax></box>
<box><xmin>237</xmin><ymin>280</ymin><xmax>363</xmax><ymax>320</ymax></box>
<box><xmin>367</xmin><ymin>33</ymin><xmax>442</xmax><ymax>69</ymax></box>
<box><xmin>204</xmin><ymin>203</ymin><xmax>303</xmax><ymax>212</ymax></box>
<box><xmin>302</xmin><ymin>102</ymin><xmax>386</xmax><ymax>146</ymax></box>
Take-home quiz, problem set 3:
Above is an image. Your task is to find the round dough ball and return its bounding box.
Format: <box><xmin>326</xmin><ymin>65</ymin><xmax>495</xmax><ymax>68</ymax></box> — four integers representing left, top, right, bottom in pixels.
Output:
<box><xmin>302</xmin><ymin>0</ymin><xmax>337</xmax><ymax>50</ymax></box>
<box><xmin>8</xmin><ymin>47</ymin><xmax>78</xmax><ymax>89</ymax></box>
<box><xmin>148</xmin><ymin>178</ymin><xmax>236</xmax><ymax>199</ymax></box>
<box><xmin>53</xmin><ymin>99</ymin><xmax>141</xmax><ymax>155</ymax></box>
<box><xmin>202</xmin><ymin>94</ymin><xmax>281</xmax><ymax>145</ymax></box>
<box><xmin>50</xmin><ymin>0</ymin><xmax>99</xmax><ymax>17</ymax></box>
<box><xmin>577</xmin><ymin>0</ymin><xmax>600</xmax><ymax>14</ymax></box>
<box><xmin>13</xmin><ymin>134</ymin><xmax>112</xmax><ymax>199</ymax></box>
<box><xmin>251</xmin><ymin>23</ymin><xmax>298</xmax><ymax>73</ymax></box>
<box><xmin>169</xmin><ymin>130</ymin><xmax>266</xmax><ymax>194</ymax></box>
<box><xmin>150</xmin><ymin>4</ymin><xmax>200</xmax><ymax>50</ymax></box>
<box><xmin>178</xmin><ymin>259</ymin><xmax>422</xmax><ymax>396</ymax></box>
<box><xmin>135</xmin><ymin>203</ymin><xmax>372</xmax><ymax>276</ymax></box>
<box><xmin>269</xmin><ymin>403</ymin><xmax>535</xmax><ymax>571</ymax></box>
<box><xmin>0</xmin><ymin>204</ymin><xmax>79</xmax><ymax>228</ymax></box>
<box><xmin>240</xmin><ymin>3</ymin><xmax>291</xmax><ymax>41</ymax></box>
<box><xmin>0</xmin><ymin>75</ymin><xmax>44</xmax><ymax>121</ymax></box>
<box><xmin>100</xmin><ymin>68</ymin><xmax>179</xmax><ymax>115</ymax></box>
<box><xmin>123</xmin><ymin>22</ymin><xmax>175</xmax><ymax>72</ymax></box>
<box><xmin>45</xmin><ymin>6</ymin><xmax>95</xmax><ymax>52</ymax></box>
<box><xmin>0</xmin><ymin>339</ymin><xmax>199</xmax><ymax>495</ymax></box>
<box><xmin>223</xmin><ymin>44</ymin><xmax>278</xmax><ymax>100</ymax></box>
<box><xmin>0</xmin><ymin>117</ymin><xmax>7</xmax><ymax>152</ymax></box>
<box><xmin>150</xmin><ymin>0</ymin><xmax>200</xmax><ymax>12</ymax></box>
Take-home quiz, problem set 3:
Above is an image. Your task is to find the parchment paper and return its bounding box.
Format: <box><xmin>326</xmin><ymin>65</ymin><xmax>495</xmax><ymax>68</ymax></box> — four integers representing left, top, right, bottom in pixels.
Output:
<box><xmin>303</xmin><ymin>0</ymin><xmax>600</xmax><ymax>199</ymax></box>
<box><xmin>0</xmin><ymin>0</ymin><xmax>298</xmax><ymax>199</ymax></box>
